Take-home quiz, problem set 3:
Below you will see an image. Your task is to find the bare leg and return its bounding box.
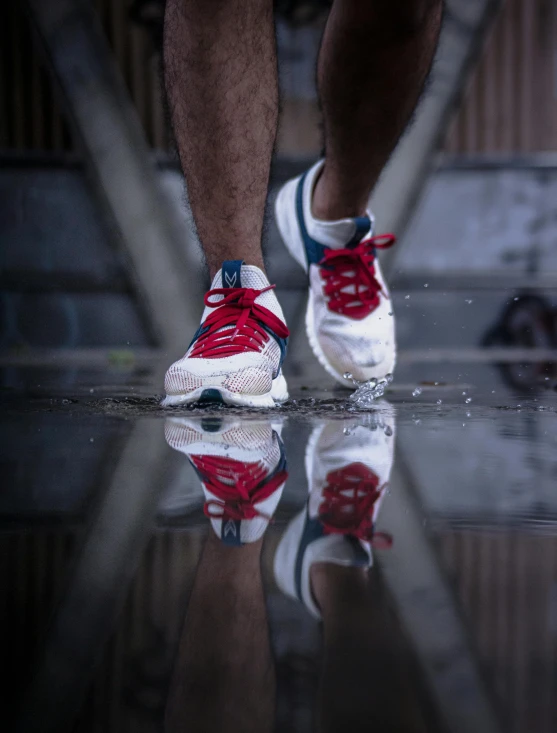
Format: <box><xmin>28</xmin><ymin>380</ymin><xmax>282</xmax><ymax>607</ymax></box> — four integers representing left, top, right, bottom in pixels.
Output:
<box><xmin>312</xmin><ymin>564</ymin><xmax>429</xmax><ymax>733</ymax></box>
<box><xmin>313</xmin><ymin>0</ymin><xmax>443</xmax><ymax>220</ymax></box>
<box><xmin>165</xmin><ymin>534</ymin><xmax>275</xmax><ymax>733</ymax></box>
<box><xmin>164</xmin><ymin>0</ymin><xmax>277</xmax><ymax>277</ymax></box>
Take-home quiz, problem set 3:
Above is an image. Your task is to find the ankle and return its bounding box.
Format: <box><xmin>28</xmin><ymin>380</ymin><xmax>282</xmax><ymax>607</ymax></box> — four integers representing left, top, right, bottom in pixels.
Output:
<box><xmin>311</xmin><ymin>166</ymin><xmax>370</xmax><ymax>221</ymax></box>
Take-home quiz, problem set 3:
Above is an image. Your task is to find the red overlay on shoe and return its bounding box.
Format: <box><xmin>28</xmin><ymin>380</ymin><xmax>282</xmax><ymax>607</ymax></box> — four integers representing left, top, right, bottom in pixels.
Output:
<box><xmin>190</xmin><ymin>286</ymin><xmax>289</xmax><ymax>359</ymax></box>
<box><xmin>318</xmin><ymin>462</ymin><xmax>392</xmax><ymax>547</ymax></box>
<box><xmin>319</xmin><ymin>234</ymin><xmax>396</xmax><ymax>319</ymax></box>
<box><xmin>191</xmin><ymin>454</ymin><xmax>288</xmax><ymax>521</ymax></box>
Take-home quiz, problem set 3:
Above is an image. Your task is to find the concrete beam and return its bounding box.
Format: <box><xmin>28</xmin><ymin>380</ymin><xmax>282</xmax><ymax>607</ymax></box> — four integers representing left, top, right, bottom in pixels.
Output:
<box><xmin>25</xmin><ymin>0</ymin><xmax>201</xmax><ymax>355</ymax></box>
<box><xmin>375</xmin><ymin>456</ymin><xmax>502</xmax><ymax>733</ymax></box>
<box><xmin>371</xmin><ymin>0</ymin><xmax>502</xmax><ymax>275</ymax></box>
<box><xmin>14</xmin><ymin>420</ymin><xmax>178</xmax><ymax>733</ymax></box>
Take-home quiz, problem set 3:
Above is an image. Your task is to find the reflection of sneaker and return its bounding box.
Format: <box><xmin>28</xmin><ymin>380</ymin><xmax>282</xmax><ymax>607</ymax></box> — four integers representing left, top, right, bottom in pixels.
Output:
<box><xmin>163</xmin><ymin>260</ymin><xmax>289</xmax><ymax>407</ymax></box>
<box><xmin>165</xmin><ymin>416</ymin><xmax>288</xmax><ymax>544</ymax></box>
<box><xmin>274</xmin><ymin>410</ymin><xmax>394</xmax><ymax>617</ymax></box>
<box><xmin>275</xmin><ymin>160</ymin><xmax>396</xmax><ymax>386</ymax></box>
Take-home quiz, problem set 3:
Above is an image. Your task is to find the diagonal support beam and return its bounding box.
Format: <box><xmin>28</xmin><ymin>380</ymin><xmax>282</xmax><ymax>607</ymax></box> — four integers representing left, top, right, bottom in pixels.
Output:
<box><xmin>375</xmin><ymin>456</ymin><xmax>503</xmax><ymax>733</ymax></box>
<box><xmin>25</xmin><ymin>0</ymin><xmax>201</xmax><ymax>353</ymax></box>
<box><xmin>14</xmin><ymin>420</ymin><xmax>179</xmax><ymax>733</ymax></box>
<box><xmin>371</xmin><ymin>0</ymin><xmax>502</xmax><ymax>275</ymax></box>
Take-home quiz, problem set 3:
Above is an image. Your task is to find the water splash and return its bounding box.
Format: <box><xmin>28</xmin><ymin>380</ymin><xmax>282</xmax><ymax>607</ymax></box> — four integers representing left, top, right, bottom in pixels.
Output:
<box><xmin>345</xmin><ymin>372</ymin><xmax>394</xmax><ymax>408</ymax></box>
<box><xmin>412</xmin><ymin>387</ymin><xmax>422</xmax><ymax>397</ymax></box>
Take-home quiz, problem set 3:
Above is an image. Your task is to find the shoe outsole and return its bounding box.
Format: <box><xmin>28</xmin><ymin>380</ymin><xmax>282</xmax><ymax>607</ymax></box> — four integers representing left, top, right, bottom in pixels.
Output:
<box><xmin>162</xmin><ymin>372</ymin><xmax>289</xmax><ymax>408</ymax></box>
<box><xmin>275</xmin><ymin>183</ymin><xmax>395</xmax><ymax>388</ymax></box>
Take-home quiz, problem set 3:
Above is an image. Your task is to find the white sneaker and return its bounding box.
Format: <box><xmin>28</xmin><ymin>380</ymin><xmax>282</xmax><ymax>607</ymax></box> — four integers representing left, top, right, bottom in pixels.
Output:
<box><xmin>275</xmin><ymin>160</ymin><xmax>396</xmax><ymax>386</ymax></box>
<box><xmin>165</xmin><ymin>416</ymin><xmax>288</xmax><ymax>544</ymax></box>
<box><xmin>274</xmin><ymin>409</ymin><xmax>395</xmax><ymax>618</ymax></box>
<box><xmin>163</xmin><ymin>260</ymin><xmax>289</xmax><ymax>407</ymax></box>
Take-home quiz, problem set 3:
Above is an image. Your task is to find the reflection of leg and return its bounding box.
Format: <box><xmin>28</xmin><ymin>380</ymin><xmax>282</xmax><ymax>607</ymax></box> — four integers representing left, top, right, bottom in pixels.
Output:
<box><xmin>165</xmin><ymin>533</ymin><xmax>275</xmax><ymax>733</ymax></box>
<box><xmin>312</xmin><ymin>563</ymin><xmax>427</xmax><ymax>733</ymax></box>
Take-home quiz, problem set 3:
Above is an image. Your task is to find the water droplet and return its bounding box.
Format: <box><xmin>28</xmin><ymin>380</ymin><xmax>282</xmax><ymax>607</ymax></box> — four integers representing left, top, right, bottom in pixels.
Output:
<box><xmin>424</xmin><ymin>283</ymin><xmax>429</xmax><ymax>288</ymax></box>
<box><xmin>348</xmin><ymin>373</ymin><xmax>393</xmax><ymax>408</ymax></box>
<box><xmin>388</xmin><ymin>312</ymin><xmax>393</xmax><ymax>316</ymax></box>
<box><xmin>465</xmin><ymin>299</ymin><xmax>473</xmax><ymax>304</ymax></box>
<box><xmin>89</xmin><ymin>437</ymin><xmax>94</xmax><ymax>443</ymax></box>
<box><xmin>412</xmin><ymin>387</ymin><xmax>422</xmax><ymax>397</ymax></box>
<box><xmin>413</xmin><ymin>418</ymin><xmax>421</xmax><ymax>425</ymax></box>
<box><xmin>465</xmin><ymin>397</ymin><xmax>472</xmax><ymax>404</ymax></box>
<box><xmin>514</xmin><ymin>297</ymin><xmax>519</xmax><ymax>301</ymax></box>
<box><xmin>384</xmin><ymin>425</ymin><xmax>393</xmax><ymax>437</ymax></box>
<box><xmin>436</xmin><ymin>399</ymin><xmax>443</xmax><ymax>405</ymax></box>
<box><xmin>343</xmin><ymin>372</ymin><xmax>353</xmax><ymax>381</ymax></box>
<box><xmin>462</xmin><ymin>391</ymin><xmax>467</xmax><ymax>396</ymax></box>
<box><xmin>405</xmin><ymin>294</ymin><xmax>410</xmax><ymax>300</ymax></box>
<box><xmin>466</xmin><ymin>411</ymin><xmax>471</xmax><ymax>418</ymax></box>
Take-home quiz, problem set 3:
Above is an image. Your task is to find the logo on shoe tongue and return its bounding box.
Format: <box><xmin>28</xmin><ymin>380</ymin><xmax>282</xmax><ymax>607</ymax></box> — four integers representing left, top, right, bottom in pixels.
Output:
<box><xmin>222</xmin><ymin>260</ymin><xmax>243</xmax><ymax>288</ymax></box>
<box><xmin>224</xmin><ymin>519</ymin><xmax>237</xmax><ymax>537</ymax></box>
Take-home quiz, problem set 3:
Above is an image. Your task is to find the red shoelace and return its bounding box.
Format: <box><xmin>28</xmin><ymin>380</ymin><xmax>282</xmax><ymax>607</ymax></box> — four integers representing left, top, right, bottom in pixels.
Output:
<box><xmin>319</xmin><ymin>462</ymin><xmax>393</xmax><ymax>548</ymax></box>
<box><xmin>190</xmin><ymin>285</ymin><xmax>289</xmax><ymax>359</ymax></box>
<box><xmin>192</xmin><ymin>454</ymin><xmax>288</xmax><ymax>521</ymax></box>
<box><xmin>319</xmin><ymin>234</ymin><xmax>396</xmax><ymax>319</ymax></box>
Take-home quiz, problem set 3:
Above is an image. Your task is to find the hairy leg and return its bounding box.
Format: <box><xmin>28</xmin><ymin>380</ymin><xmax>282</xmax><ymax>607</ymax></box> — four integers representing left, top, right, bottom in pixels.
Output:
<box><xmin>165</xmin><ymin>534</ymin><xmax>275</xmax><ymax>733</ymax></box>
<box><xmin>313</xmin><ymin>0</ymin><xmax>443</xmax><ymax>220</ymax></box>
<box><xmin>164</xmin><ymin>0</ymin><xmax>277</xmax><ymax>277</ymax></box>
<box><xmin>312</xmin><ymin>564</ymin><xmax>428</xmax><ymax>733</ymax></box>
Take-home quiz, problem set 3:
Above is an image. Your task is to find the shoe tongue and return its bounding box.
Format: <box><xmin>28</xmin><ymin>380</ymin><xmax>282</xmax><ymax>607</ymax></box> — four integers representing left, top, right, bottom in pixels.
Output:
<box><xmin>214</xmin><ymin>261</ymin><xmax>271</xmax><ymax>290</ymax></box>
<box><xmin>345</xmin><ymin>216</ymin><xmax>373</xmax><ymax>249</ymax></box>
<box><xmin>221</xmin><ymin>260</ymin><xmax>243</xmax><ymax>288</ymax></box>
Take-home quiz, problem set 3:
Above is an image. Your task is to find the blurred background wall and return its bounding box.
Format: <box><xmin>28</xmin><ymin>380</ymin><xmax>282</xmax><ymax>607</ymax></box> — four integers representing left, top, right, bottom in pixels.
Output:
<box><xmin>1</xmin><ymin>0</ymin><xmax>556</xmax><ymax>370</ymax></box>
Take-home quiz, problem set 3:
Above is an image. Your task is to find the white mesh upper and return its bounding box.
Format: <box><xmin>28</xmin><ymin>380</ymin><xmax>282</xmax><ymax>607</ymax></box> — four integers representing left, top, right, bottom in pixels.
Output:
<box><xmin>224</xmin><ymin>367</ymin><xmax>271</xmax><ymax>394</ymax></box>
<box><xmin>274</xmin><ymin>159</ymin><xmax>396</xmax><ymax>385</ymax></box>
<box><xmin>306</xmin><ymin>415</ymin><xmax>395</xmax><ymax>521</ymax></box>
<box><xmin>308</xmin><ymin>260</ymin><xmax>395</xmax><ymax>382</ymax></box>
<box><xmin>164</xmin><ymin>265</ymin><xmax>287</xmax><ymax>397</ymax></box>
<box><xmin>164</xmin><ymin>417</ymin><xmax>286</xmax><ymax>544</ymax></box>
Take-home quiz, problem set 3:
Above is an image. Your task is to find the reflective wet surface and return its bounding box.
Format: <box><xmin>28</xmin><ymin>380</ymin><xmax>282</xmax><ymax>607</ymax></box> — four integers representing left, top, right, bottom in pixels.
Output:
<box><xmin>3</xmin><ymin>365</ymin><xmax>557</xmax><ymax>733</ymax></box>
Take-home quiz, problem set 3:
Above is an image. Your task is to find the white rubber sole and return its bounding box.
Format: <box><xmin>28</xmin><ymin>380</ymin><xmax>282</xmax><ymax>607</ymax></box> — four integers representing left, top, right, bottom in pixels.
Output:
<box><xmin>161</xmin><ymin>371</ymin><xmax>289</xmax><ymax>408</ymax></box>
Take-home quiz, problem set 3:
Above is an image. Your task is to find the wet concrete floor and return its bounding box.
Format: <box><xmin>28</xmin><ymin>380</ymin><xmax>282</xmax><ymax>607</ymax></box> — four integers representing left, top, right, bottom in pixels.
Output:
<box><xmin>2</xmin><ymin>361</ymin><xmax>557</xmax><ymax>733</ymax></box>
